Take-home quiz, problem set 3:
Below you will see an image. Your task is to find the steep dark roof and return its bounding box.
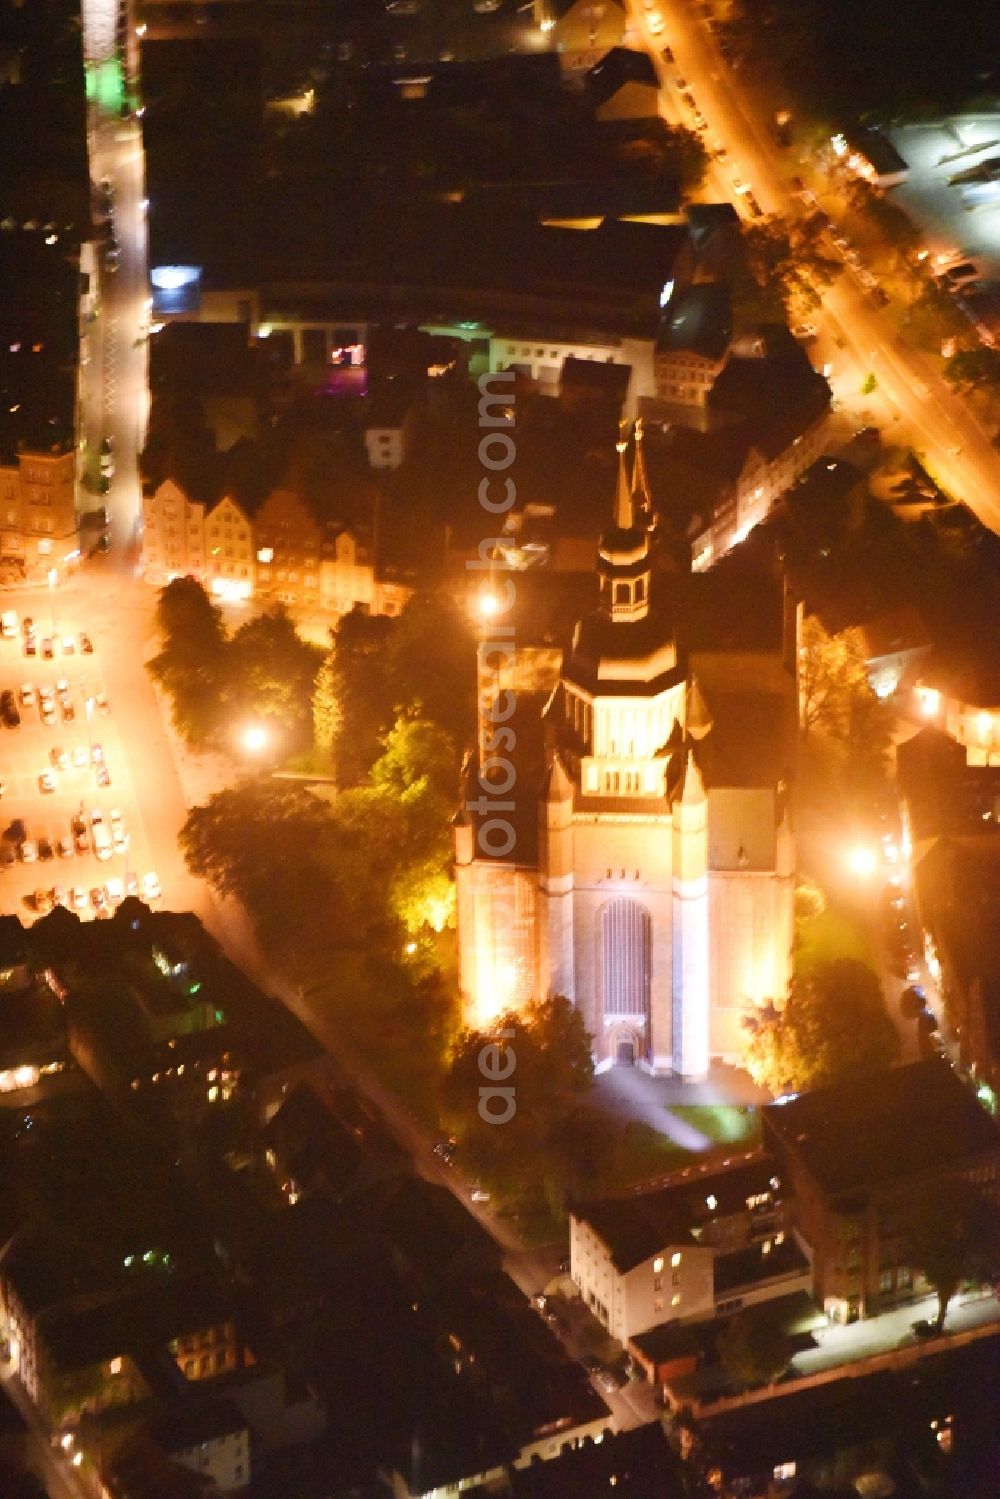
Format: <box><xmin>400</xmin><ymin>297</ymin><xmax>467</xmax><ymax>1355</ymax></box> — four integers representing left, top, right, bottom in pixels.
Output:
<box><xmin>762</xmin><ymin>1058</ymin><xmax>1000</xmax><ymax>1198</ymax></box>
<box><xmin>587</xmin><ymin>47</ymin><xmax>659</xmax><ymax>109</ymax></box>
<box><xmin>572</xmin><ymin>1155</ymin><xmax>780</xmax><ymax>1272</ymax></box>
<box><xmin>657</xmin><ymin>283</ymin><xmax>733</xmax><ymax>360</ymax></box>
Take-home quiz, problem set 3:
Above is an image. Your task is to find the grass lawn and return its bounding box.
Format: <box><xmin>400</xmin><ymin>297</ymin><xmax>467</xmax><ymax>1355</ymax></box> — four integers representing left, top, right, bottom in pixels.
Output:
<box><xmin>611</xmin><ymin>1107</ymin><xmax>762</xmax><ymax>1188</ymax></box>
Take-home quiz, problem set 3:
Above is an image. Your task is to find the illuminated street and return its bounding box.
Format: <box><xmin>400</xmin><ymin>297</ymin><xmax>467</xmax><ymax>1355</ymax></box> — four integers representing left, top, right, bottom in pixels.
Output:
<box><xmin>630</xmin><ymin>0</ymin><xmax>1000</xmax><ymax>533</ymax></box>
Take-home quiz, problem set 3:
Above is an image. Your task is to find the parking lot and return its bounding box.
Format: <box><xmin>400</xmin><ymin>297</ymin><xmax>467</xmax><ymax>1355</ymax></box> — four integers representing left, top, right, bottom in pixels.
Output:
<box><xmin>0</xmin><ymin>608</ymin><xmax>161</xmax><ymax>923</ymax></box>
<box><xmin>888</xmin><ymin>116</ymin><xmax>1000</xmax><ymax>280</ymax></box>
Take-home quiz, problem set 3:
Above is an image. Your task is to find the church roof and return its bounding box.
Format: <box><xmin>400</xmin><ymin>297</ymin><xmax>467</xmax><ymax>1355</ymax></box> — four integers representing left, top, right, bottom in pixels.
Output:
<box><xmin>692</xmin><ymin>690</ymin><xmax>794</xmax><ymax>790</ymax></box>
<box><xmin>563</xmin><ymin>606</ymin><xmax>683</xmax><ymax>696</ymax></box>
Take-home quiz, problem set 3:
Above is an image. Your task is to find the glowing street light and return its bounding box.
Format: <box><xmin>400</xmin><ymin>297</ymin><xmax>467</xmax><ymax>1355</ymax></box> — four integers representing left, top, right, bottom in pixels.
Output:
<box><xmin>241</xmin><ymin>724</ymin><xmax>268</xmax><ymax>755</ymax></box>
<box><xmin>477</xmin><ymin>590</ymin><xmax>499</xmax><ymax>619</ymax></box>
<box><xmin>847</xmin><ymin>846</ymin><xmax>878</xmax><ymax>878</ymax></box>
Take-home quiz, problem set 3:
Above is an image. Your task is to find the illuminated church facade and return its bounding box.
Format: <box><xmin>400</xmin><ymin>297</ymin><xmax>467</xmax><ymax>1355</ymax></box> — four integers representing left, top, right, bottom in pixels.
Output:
<box><xmin>454</xmin><ymin>428</ymin><xmax>796</xmax><ymax>1077</ymax></box>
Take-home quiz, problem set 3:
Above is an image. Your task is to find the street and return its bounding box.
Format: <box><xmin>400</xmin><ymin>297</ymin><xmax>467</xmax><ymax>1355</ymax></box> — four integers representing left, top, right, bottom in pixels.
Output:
<box><xmin>632</xmin><ymin>0</ymin><xmax>1000</xmax><ymax>534</ymax></box>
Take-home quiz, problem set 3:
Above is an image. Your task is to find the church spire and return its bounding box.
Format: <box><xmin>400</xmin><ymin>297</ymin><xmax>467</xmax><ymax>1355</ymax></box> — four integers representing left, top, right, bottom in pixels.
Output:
<box><xmin>630</xmin><ymin>417</ymin><xmax>654</xmax><ymax>527</ymax></box>
<box><xmin>614</xmin><ymin>420</ymin><xmax>633</xmax><ymax>533</ymax></box>
<box><xmin>598</xmin><ymin>425</ymin><xmax>652</xmax><ymax>624</ymax></box>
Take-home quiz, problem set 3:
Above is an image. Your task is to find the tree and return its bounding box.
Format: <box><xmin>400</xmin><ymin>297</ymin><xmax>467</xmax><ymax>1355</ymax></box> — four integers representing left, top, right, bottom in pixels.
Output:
<box><xmin>147</xmin><ymin>577</ymin><xmax>228</xmax><ymax>747</ymax></box>
<box><xmin>716</xmin><ymin>1306</ymin><xmax>792</xmax><ymax>1389</ymax></box>
<box><xmin>441</xmin><ymin>996</ymin><xmax>594</xmax><ymax>1206</ymax></box>
<box><xmin>745</xmin><ymin>958</ymin><xmax>899</xmax><ymax>1095</ymax></box>
<box><xmin>737</xmin><ymin>216</ymin><xmax>841</xmax><ymax>321</ymax></box>
<box><xmin>798</xmin><ymin>616</ymin><xmax>891</xmax><ymax>798</ymax></box>
<box><xmin>909</xmin><ymin>1176</ymin><xmax>1000</xmax><ymax>1332</ymax></box>
<box><xmin>225</xmin><ymin>608</ymin><xmax>324</xmax><ymax>745</ymax></box>
<box><xmin>312</xmin><ymin>650</ymin><xmax>340</xmax><ymax>764</ymax></box>
<box><xmin>385</xmin><ymin>591</ymin><xmax>477</xmax><ymax>750</ymax></box>
<box><xmin>328</xmin><ymin>607</ymin><xmax>396</xmax><ymax>786</ymax></box>
<box><xmin>943</xmin><ymin>348</ymin><xmax>1000</xmax><ymax>392</ymax></box>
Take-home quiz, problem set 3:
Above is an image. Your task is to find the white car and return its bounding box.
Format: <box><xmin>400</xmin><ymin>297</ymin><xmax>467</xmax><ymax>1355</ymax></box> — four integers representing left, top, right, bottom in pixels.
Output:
<box><xmin>19</xmin><ymin>684</ymin><xmax>35</xmax><ymax>707</ymax></box>
<box><xmin>61</xmin><ymin>635</ymin><xmax>75</xmax><ymax>656</ymax></box>
<box><xmin>110</xmin><ymin>808</ymin><xmax>128</xmax><ymax>853</ymax></box>
<box><xmin>21</xmin><ymin>839</ymin><xmax>37</xmax><ymax>863</ymax></box>
<box><xmin>470</xmin><ymin>1187</ymin><xmax>491</xmax><ymax>1204</ymax></box>
<box><xmin>792</xmin><ymin>323</ymin><xmax>818</xmax><ymax>341</ymax></box>
<box><xmin>142</xmin><ymin>871</ymin><xmax>162</xmax><ymax>901</ymax></box>
<box><xmin>38</xmin><ymin>770</ymin><xmax>57</xmax><ymax>794</ymax></box>
<box><xmin>106</xmin><ymin>877</ymin><xmax>124</xmax><ymax>904</ymax></box>
<box><xmin>71</xmin><ymin>886</ymin><xmax>89</xmax><ymax>910</ymax></box>
<box><xmin>731</xmin><ymin>176</ymin><xmax>750</xmax><ymax>195</ymax></box>
<box><xmin>72</xmin><ymin>746</ymin><xmax>88</xmax><ymax>768</ymax></box>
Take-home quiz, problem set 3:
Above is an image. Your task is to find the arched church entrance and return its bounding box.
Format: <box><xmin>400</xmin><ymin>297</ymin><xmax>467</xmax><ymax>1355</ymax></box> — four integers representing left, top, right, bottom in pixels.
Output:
<box><xmin>600</xmin><ymin>898</ymin><xmax>651</xmax><ymax>1064</ymax></box>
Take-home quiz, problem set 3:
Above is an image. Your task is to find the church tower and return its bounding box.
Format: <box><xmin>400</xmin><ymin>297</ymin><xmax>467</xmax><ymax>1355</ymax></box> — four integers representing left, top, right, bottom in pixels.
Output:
<box><xmin>671</xmin><ymin>752</ymin><xmax>710</xmax><ymax>1078</ymax></box>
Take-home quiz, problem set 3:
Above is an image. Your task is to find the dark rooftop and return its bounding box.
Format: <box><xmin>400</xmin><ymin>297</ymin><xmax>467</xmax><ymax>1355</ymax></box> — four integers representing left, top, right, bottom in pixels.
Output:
<box><xmin>762</xmin><ymin>1057</ymin><xmax>1000</xmax><ymax>1198</ymax></box>
<box><xmin>587</xmin><ymin>47</ymin><xmax>659</xmax><ymax>110</ymax></box>
<box><xmin>510</xmin><ymin>1422</ymin><xmax>684</xmax><ymax>1498</ymax></box>
<box><xmin>657</xmin><ymin>283</ymin><xmax>733</xmax><ymax>361</ymax></box>
<box><xmin>151</xmin><ymin>1397</ymin><xmax>247</xmax><ymax>1454</ymax></box>
<box><xmin>572</xmin><ymin>1154</ymin><xmax>780</xmax><ymax>1272</ymax></box>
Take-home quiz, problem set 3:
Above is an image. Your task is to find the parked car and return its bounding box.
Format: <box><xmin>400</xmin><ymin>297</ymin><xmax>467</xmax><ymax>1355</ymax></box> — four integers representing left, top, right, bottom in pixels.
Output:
<box><xmin>470</xmin><ymin>1187</ymin><xmax>491</xmax><ymax>1204</ymax></box>
<box><xmin>79</xmin><ymin>632</ymin><xmax>94</xmax><ymax>654</ymax></box>
<box><xmin>142</xmin><ymin>871</ymin><xmax>161</xmax><ymax>901</ymax></box>
<box><xmin>19</xmin><ymin>684</ymin><xmax>35</xmax><ymax>707</ymax></box>
<box><xmin>72</xmin><ymin>746</ymin><xmax>88</xmax><ymax>768</ymax></box>
<box><xmin>90</xmin><ymin>886</ymin><xmax>108</xmax><ymax>912</ymax></box>
<box><xmin>91</xmin><ymin>743</ymin><xmax>104</xmax><ymax>765</ymax></box>
<box><xmin>125</xmin><ymin>871</ymin><xmax>139</xmax><ymax>898</ymax></box>
<box><xmin>71</xmin><ymin>885</ymin><xmax>88</xmax><ymax>910</ymax></box>
<box><xmin>38</xmin><ymin>838</ymin><xmax>54</xmax><ymax>863</ymax></box>
<box><xmin>96</xmin><ymin>692</ymin><xmax>110</xmax><ymax>715</ymax></box>
<box><xmin>1</xmin><ymin>690</ymin><xmax>20</xmax><ymax>728</ymax></box>
<box><xmin>33</xmin><ymin>888</ymin><xmax>53</xmax><ymax>914</ymax></box>
<box><xmin>793</xmin><ymin>323</ymin><xmax>818</xmax><ymax>342</ymax></box>
<box><xmin>41</xmin><ymin>638</ymin><xmax>54</xmax><ymax>659</ymax></box>
<box><xmin>38</xmin><ymin>770</ymin><xmax>57</xmax><ymax>794</ymax></box>
<box><xmin>96</xmin><ymin>764</ymin><xmax>110</xmax><ymax>788</ymax></box>
<box><xmin>24</xmin><ymin>634</ymin><xmax>36</xmax><ymax>656</ymax></box>
<box><xmin>50</xmin><ymin>746</ymin><xmax>69</xmax><ymax>769</ymax></box>
<box><xmin>106</xmin><ymin>877</ymin><xmax>124</xmax><ymax>905</ymax></box>
<box><xmin>57</xmin><ymin>836</ymin><xmax>74</xmax><ymax>860</ymax></box>
<box><xmin>1</xmin><ymin>610</ymin><xmax>17</xmax><ymax>638</ymax></box>
<box><xmin>60</xmin><ymin>699</ymin><xmax>75</xmax><ymax>723</ymax></box>
<box><xmin>21</xmin><ymin>839</ymin><xmax>37</xmax><ymax>863</ymax></box>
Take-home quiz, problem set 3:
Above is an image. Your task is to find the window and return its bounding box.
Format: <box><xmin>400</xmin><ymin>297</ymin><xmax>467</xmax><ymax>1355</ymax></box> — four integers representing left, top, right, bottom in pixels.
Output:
<box><xmin>671</xmin><ymin>1293</ymin><xmax>681</xmax><ymax>1307</ymax></box>
<box><xmin>878</xmin><ymin>1269</ymin><xmax>893</xmax><ymax>1292</ymax></box>
<box><xmin>672</xmin><ymin>1271</ymin><xmax>680</xmax><ymax>1286</ymax></box>
<box><xmin>653</xmin><ymin>1296</ymin><xmax>664</xmax><ymax>1312</ymax></box>
<box><xmin>653</xmin><ymin>1276</ymin><xmax>662</xmax><ymax>1292</ymax></box>
<box><xmin>652</xmin><ymin>1256</ymin><xmax>664</xmax><ymax>1274</ymax></box>
<box><xmin>671</xmin><ymin>1252</ymin><xmax>682</xmax><ymax>1268</ymax></box>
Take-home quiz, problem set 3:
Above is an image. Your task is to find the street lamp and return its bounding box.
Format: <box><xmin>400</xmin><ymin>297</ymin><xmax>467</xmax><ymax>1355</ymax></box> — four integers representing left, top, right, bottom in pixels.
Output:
<box><xmin>241</xmin><ymin>724</ymin><xmax>268</xmax><ymax>756</ymax></box>
<box><xmin>847</xmin><ymin>846</ymin><xmax>878</xmax><ymax>878</ymax></box>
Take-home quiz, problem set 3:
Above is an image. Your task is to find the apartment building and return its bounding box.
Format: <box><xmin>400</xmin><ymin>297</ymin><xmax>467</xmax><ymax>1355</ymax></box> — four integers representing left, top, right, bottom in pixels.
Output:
<box><xmin>0</xmin><ymin>449</ymin><xmax>78</xmax><ymax>581</ymax></box>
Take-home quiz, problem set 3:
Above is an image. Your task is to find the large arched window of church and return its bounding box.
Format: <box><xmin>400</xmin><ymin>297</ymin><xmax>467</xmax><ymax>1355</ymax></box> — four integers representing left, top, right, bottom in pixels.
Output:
<box><xmin>600</xmin><ymin>898</ymin><xmax>651</xmax><ymax>1020</ymax></box>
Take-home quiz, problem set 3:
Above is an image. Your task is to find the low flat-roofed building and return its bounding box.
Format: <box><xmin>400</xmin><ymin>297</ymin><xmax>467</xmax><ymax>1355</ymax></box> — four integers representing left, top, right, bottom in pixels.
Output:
<box><xmin>762</xmin><ymin>1058</ymin><xmax>1000</xmax><ymax>1322</ymax></box>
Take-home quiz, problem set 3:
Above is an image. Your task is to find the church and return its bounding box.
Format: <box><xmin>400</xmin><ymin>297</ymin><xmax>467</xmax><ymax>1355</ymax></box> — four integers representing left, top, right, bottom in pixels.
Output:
<box><xmin>454</xmin><ymin>425</ymin><xmax>797</xmax><ymax>1077</ymax></box>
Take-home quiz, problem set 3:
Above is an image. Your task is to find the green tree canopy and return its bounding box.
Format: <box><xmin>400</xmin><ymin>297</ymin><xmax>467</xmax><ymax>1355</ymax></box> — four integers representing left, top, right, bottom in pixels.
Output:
<box><xmin>715</xmin><ymin>1305</ymin><xmax>793</xmax><ymax>1389</ymax></box>
<box><xmin>225</xmin><ymin>607</ymin><xmax>324</xmax><ymax>745</ymax></box>
<box><xmin>148</xmin><ymin>577</ymin><xmax>228</xmax><ymax>748</ymax></box>
<box><xmin>745</xmin><ymin>957</ymin><xmax>899</xmax><ymax>1095</ymax></box>
<box><xmin>327</xmin><ymin>607</ymin><xmax>396</xmax><ymax>786</ymax></box>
